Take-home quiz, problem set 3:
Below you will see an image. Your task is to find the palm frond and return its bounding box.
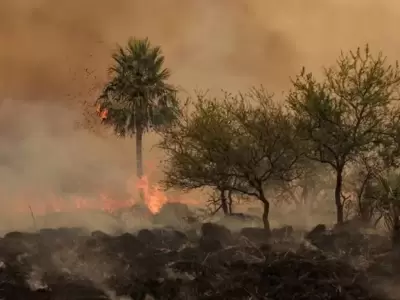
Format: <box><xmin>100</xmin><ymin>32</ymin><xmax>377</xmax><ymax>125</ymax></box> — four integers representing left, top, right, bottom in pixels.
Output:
<box><xmin>96</xmin><ymin>37</ymin><xmax>179</xmax><ymax>136</ymax></box>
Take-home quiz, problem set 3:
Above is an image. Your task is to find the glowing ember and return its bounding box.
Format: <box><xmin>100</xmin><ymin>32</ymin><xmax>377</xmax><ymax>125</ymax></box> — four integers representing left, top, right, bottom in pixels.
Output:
<box><xmin>96</xmin><ymin>104</ymin><xmax>108</xmax><ymax>120</ymax></box>
<box><xmin>100</xmin><ymin>109</ymin><xmax>108</xmax><ymax>120</ymax></box>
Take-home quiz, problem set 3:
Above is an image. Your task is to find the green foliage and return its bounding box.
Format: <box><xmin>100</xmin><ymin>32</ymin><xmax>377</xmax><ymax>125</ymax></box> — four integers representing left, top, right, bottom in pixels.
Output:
<box><xmin>159</xmin><ymin>88</ymin><xmax>303</xmax><ymax>202</ymax></box>
<box><xmin>363</xmin><ymin>170</ymin><xmax>400</xmax><ymax>231</ymax></box>
<box><xmin>93</xmin><ymin>39</ymin><xmax>400</xmax><ymax>229</ymax></box>
<box><xmin>287</xmin><ymin>44</ymin><xmax>400</xmax><ymax>224</ymax></box>
<box><xmin>159</xmin><ymin>88</ymin><xmax>305</xmax><ymax>230</ymax></box>
<box><xmin>288</xmin><ymin>45</ymin><xmax>400</xmax><ymax>169</ymax></box>
<box><xmin>96</xmin><ymin>37</ymin><xmax>178</xmax><ymax>136</ymax></box>
<box><xmin>158</xmin><ymin>92</ymin><xmax>241</xmax><ymax>193</ymax></box>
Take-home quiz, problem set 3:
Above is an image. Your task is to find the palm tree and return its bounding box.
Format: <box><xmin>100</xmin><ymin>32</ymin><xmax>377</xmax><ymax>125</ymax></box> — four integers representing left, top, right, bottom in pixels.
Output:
<box><xmin>96</xmin><ymin>37</ymin><xmax>178</xmax><ymax>186</ymax></box>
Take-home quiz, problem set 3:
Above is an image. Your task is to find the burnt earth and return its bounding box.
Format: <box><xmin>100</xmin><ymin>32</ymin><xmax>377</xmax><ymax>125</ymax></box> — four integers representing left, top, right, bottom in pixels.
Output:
<box><xmin>0</xmin><ymin>224</ymin><xmax>391</xmax><ymax>300</ymax></box>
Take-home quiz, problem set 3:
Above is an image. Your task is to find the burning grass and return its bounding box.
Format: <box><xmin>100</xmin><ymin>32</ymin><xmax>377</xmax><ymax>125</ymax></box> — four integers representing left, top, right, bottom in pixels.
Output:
<box><xmin>1</xmin><ymin>175</ymin><xmax>173</xmax><ymax>223</ymax></box>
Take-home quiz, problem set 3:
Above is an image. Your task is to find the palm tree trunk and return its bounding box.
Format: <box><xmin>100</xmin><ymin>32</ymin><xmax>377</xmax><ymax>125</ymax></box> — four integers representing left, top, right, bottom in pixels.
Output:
<box><xmin>136</xmin><ymin>127</ymin><xmax>144</xmax><ymax>202</ymax></box>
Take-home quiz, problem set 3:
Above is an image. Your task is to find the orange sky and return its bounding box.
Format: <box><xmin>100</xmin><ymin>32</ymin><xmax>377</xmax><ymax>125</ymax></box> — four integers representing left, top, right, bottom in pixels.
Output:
<box><xmin>0</xmin><ymin>0</ymin><xmax>399</xmax><ymax>207</ymax></box>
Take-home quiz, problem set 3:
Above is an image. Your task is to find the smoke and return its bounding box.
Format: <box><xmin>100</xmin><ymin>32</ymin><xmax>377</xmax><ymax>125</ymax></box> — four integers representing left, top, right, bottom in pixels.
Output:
<box><xmin>2</xmin><ymin>0</ymin><xmax>399</xmax><ymax>99</ymax></box>
<box><xmin>0</xmin><ymin>0</ymin><xmax>399</xmax><ymax>230</ymax></box>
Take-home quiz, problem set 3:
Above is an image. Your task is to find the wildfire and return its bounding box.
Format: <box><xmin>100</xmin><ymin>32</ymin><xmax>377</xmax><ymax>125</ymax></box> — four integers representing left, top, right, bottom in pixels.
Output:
<box><xmin>9</xmin><ymin>175</ymin><xmax>169</xmax><ymax>217</ymax></box>
<box><xmin>136</xmin><ymin>176</ymin><xmax>168</xmax><ymax>213</ymax></box>
<box><xmin>0</xmin><ymin>102</ymin><xmax>201</xmax><ymax>219</ymax></box>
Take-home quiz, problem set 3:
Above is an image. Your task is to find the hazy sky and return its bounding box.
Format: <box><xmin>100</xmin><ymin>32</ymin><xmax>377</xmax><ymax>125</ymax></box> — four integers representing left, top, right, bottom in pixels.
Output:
<box><xmin>0</xmin><ymin>0</ymin><xmax>398</xmax><ymax>212</ymax></box>
<box><xmin>1</xmin><ymin>0</ymin><xmax>399</xmax><ymax>100</ymax></box>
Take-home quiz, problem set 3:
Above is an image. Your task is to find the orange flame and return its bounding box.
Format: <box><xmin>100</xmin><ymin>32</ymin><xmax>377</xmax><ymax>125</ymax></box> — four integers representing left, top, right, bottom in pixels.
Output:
<box><xmin>135</xmin><ymin>175</ymin><xmax>168</xmax><ymax>213</ymax></box>
<box><xmin>96</xmin><ymin>104</ymin><xmax>108</xmax><ymax>120</ymax></box>
<box><xmin>6</xmin><ymin>173</ymin><xmax>173</xmax><ymax>217</ymax></box>
<box><xmin>100</xmin><ymin>109</ymin><xmax>108</xmax><ymax>120</ymax></box>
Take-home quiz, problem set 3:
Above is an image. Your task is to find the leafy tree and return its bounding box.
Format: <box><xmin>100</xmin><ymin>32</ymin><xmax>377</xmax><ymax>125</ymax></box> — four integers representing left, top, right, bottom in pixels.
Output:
<box><xmin>349</xmin><ymin>107</ymin><xmax>400</xmax><ymax>225</ymax></box>
<box><xmin>96</xmin><ymin>37</ymin><xmax>178</xmax><ymax>183</ymax></box>
<box><xmin>344</xmin><ymin>154</ymin><xmax>380</xmax><ymax>224</ymax></box>
<box><xmin>159</xmin><ymin>89</ymin><xmax>303</xmax><ymax>232</ymax></box>
<box><xmin>158</xmin><ymin>92</ymin><xmax>240</xmax><ymax>215</ymax></box>
<box><xmin>363</xmin><ymin>170</ymin><xmax>400</xmax><ymax>246</ymax></box>
<box><xmin>287</xmin><ymin>45</ymin><xmax>400</xmax><ymax>224</ymax></box>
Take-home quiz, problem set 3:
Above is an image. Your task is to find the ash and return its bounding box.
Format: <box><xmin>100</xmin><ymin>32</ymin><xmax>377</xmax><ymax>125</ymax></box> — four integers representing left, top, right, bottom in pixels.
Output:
<box><xmin>0</xmin><ymin>216</ymin><xmax>395</xmax><ymax>300</ymax></box>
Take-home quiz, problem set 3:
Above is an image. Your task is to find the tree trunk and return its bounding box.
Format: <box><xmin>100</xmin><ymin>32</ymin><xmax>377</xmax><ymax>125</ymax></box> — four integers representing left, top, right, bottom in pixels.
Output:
<box><xmin>335</xmin><ymin>168</ymin><xmax>344</xmax><ymax>225</ymax></box>
<box><xmin>260</xmin><ymin>192</ymin><xmax>271</xmax><ymax>234</ymax></box>
<box><xmin>392</xmin><ymin>208</ymin><xmax>400</xmax><ymax>249</ymax></box>
<box><xmin>220</xmin><ymin>190</ymin><xmax>228</xmax><ymax>215</ymax></box>
<box><xmin>136</xmin><ymin>127</ymin><xmax>144</xmax><ymax>202</ymax></box>
<box><xmin>227</xmin><ymin>190</ymin><xmax>233</xmax><ymax>214</ymax></box>
<box><xmin>262</xmin><ymin>202</ymin><xmax>271</xmax><ymax>233</ymax></box>
<box><xmin>301</xmin><ymin>184</ymin><xmax>309</xmax><ymax>207</ymax></box>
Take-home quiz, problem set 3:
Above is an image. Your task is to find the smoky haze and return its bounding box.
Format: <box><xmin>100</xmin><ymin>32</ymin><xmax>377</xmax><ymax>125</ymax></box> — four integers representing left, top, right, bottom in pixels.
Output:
<box><xmin>0</xmin><ymin>99</ymin><xmax>135</xmax><ymax>196</ymax></box>
<box><xmin>0</xmin><ymin>0</ymin><xmax>399</xmax><ymax>230</ymax></box>
<box><xmin>2</xmin><ymin>0</ymin><xmax>399</xmax><ymax>98</ymax></box>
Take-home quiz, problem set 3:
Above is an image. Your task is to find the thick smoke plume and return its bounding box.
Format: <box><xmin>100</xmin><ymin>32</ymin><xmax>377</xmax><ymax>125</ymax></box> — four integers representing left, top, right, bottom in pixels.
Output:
<box><xmin>1</xmin><ymin>0</ymin><xmax>399</xmax><ymax>98</ymax></box>
<box><xmin>0</xmin><ymin>0</ymin><xmax>399</xmax><ymax>230</ymax></box>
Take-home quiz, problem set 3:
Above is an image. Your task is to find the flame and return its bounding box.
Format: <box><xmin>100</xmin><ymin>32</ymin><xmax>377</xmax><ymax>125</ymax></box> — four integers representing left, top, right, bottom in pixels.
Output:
<box><xmin>96</xmin><ymin>104</ymin><xmax>108</xmax><ymax>120</ymax></box>
<box><xmin>100</xmin><ymin>108</ymin><xmax>108</xmax><ymax>120</ymax></box>
<box><xmin>93</xmin><ymin>107</ymin><xmax>167</xmax><ymax>212</ymax></box>
<box><xmin>5</xmin><ymin>173</ymin><xmax>173</xmax><ymax>217</ymax></box>
<box><xmin>0</xmin><ymin>94</ymin><xmax>199</xmax><ymax>218</ymax></box>
<box><xmin>136</xmin><ymin>176</ymin><xmax>168</xmax><ymax>213</ymax></box>
<box><xmin>7</xmin><ymin>106</ymin><xmax>197</xmax><ymax>218</ymax></box>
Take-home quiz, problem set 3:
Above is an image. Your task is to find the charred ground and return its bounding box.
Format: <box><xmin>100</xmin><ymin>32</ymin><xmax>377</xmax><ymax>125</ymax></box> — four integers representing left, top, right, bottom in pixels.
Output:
<box><xmin>0</xmin><ymin>208</ymin><xmax>397</xmax><ymax>300</ymax></box>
